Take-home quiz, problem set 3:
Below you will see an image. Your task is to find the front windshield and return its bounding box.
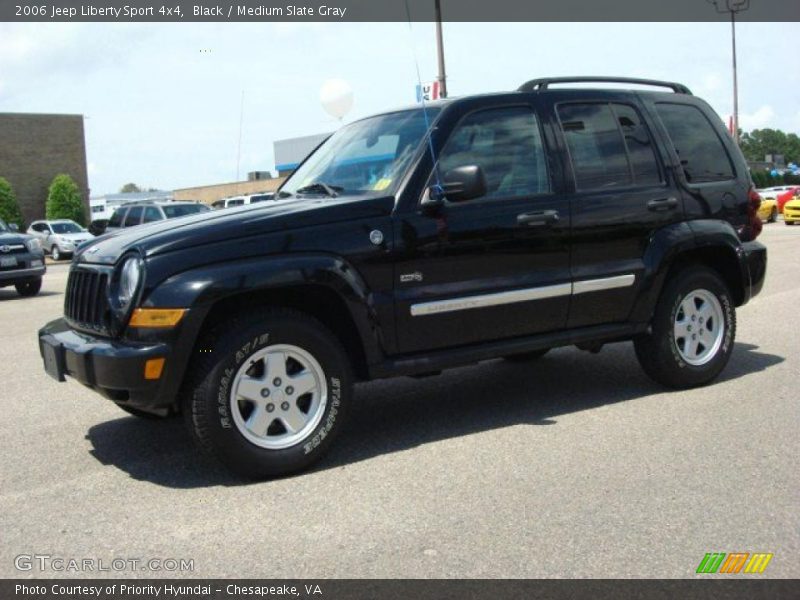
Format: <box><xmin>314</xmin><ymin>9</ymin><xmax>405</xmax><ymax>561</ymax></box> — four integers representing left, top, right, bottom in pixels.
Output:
<box><xmin>0</xmin><ymin>219</ymin><xmax>9</xmax><ymax>232</ymax></box>
<box><xmin>280</xmin><ymin>108</ymin><xmax>439</xmax><ymax>197</ymax></box>
<box><xmin>51</xmin><ymin>221</ymin><xmax>84</xmax><ymax>234</ymax></box>
<box><xmin>163</xmin><ymin>204</ymin><xmax>210</xmax><ymax>218</ymax></box>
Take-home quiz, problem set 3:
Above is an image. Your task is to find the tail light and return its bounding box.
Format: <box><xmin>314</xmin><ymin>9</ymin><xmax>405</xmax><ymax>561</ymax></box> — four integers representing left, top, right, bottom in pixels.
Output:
<box><xmin>739</xmin><ymin>186</ymin><xmax>762</xmax><ymax>241</ymax></box>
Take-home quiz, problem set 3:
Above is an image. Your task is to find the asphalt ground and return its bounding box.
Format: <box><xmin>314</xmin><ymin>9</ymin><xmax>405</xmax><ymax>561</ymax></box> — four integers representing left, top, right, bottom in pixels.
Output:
<box><xmin>1</xmin><ymin>223</ymin><xmax>797</xmax><ymax>579</ymax></box>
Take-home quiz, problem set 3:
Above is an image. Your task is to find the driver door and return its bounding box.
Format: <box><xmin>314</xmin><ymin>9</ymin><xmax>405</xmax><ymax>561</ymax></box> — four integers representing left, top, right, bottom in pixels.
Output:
<box><xmin>392</xmin><ymin>103</ymin><xmax>571</xmax><ymax>353</ymax></box>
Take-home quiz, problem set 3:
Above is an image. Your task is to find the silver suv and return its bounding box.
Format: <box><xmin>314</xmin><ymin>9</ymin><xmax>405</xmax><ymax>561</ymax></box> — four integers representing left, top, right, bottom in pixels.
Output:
<box><xmin>27</xmin><ymin>219</ymin><xmax>93</xmax><ymax>261</ymax></box>
<box><xmin>106</xmin><ymin>201</ymin><xmax>210</xmax><ymax>232</ymax></box>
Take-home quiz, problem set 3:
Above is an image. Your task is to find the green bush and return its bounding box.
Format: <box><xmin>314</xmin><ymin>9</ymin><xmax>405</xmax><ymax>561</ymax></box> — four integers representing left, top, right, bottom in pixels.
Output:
<box><xmin>46</xmin><ymin>174</ymin><xmax>86</xmax><ymax>225</ymax></box>
<box><xmin>0</xmin><ymin>177</ymin><xmax>24</xmax><ymax>228</ymax></box>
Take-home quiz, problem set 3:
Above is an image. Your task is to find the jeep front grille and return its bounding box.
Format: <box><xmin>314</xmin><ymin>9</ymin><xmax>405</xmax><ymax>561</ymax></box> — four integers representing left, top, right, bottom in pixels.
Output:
<box><xmin>64</xmin><ymin>267</ymin><xmax>111</xmax><ymax>332</ymax></box>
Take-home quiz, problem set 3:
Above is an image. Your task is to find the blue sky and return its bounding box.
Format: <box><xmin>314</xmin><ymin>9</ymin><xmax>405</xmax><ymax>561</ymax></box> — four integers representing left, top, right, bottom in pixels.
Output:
<box><xmin>1</xmin><ymin>21</ymin><xmax>798</xmax><ymax>196</ymax></box>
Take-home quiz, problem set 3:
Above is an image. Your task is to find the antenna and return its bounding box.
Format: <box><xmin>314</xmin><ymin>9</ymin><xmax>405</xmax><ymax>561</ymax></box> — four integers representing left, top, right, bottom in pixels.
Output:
<box><xmin>403</xmin><ymin>0</ymin><xmax>442</xmax><ymax>194</ymax></box>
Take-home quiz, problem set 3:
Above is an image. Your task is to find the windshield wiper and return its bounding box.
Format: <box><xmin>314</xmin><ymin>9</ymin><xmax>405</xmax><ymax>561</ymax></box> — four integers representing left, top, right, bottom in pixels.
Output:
<box><xmin>294</xmin><ymin>182</ymin><xmax>343</xmax><ymax>198</ymax></box>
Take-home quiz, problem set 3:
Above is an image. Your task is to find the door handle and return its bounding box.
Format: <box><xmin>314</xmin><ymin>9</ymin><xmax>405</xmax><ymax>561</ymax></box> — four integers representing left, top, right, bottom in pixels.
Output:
<box><xmin>647</xmin><ymin>197</ymin><xmax>679</xmax><ymax>212</ymax></box>
<box><xmin>517</xmin><ymin>210</ymin><xmax>559</xmax><ymax>227</ymax></box>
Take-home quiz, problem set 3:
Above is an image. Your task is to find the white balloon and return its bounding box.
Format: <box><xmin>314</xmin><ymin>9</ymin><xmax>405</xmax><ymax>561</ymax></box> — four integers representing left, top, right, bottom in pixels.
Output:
<box><xmin>320</xmin><ymin>79</ymin><xmax>354</xmax><ymax>120</ymax></box>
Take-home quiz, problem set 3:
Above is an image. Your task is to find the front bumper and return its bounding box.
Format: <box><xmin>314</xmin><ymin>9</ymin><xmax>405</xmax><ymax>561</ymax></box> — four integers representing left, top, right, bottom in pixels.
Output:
<box><xmin>740</xmin><ymin>241</ymin><xmax>767</xmax><ymax>304</ymax></box>
<box><xmin>38</xmin><ymin>318</ymin><xmax>176</xmax><ymax>412</ymax></box>
<box><xmin>0</xmin><ymin>262</ymin><xmax>45</xmax><ymax>285</ymax></box>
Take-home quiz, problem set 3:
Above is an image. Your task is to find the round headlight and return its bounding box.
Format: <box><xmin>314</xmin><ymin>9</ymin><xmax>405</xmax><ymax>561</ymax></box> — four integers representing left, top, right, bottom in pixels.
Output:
<box><xmin>117</xmin><ymin>256</ymin><xmax>143</xmax><ymax>306</ymax></box>
<box><xmin>26</xmin><ymin>238</ymin><xmax>42</xmax><ymax>252</ymax></box>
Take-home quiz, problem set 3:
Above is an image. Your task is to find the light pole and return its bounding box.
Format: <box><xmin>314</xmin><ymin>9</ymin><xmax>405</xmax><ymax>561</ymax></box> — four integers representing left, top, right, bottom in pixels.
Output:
<box><xmin>435</xmin><ymin>0</ymin><xmax>447</xmax><ymax>98</ymax></box>
<box><xmin>708</xmin><ymin>0</ymin><xmax>751</xmax><ymax>144</ymax></box>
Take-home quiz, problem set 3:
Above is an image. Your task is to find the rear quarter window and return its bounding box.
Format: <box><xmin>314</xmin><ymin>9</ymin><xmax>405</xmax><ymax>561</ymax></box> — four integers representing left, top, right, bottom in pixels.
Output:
<box><xmin>655</xmin><ymin>103</ymin><xmax>735</xmax><ymax>183</ymax></box>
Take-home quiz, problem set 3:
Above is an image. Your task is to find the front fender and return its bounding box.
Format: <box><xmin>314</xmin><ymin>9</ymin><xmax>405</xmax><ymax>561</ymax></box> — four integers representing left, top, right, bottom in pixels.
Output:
<box><xmin>140</xmin><ymin>253</ymin><xmax>383</xmax><ymax>363</ymax></box>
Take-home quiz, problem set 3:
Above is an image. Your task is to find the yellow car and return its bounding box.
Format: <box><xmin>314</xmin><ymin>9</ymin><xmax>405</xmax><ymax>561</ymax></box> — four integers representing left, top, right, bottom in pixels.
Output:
<box><xmin>757</xmin><ymin>196</ymin><xmax>779</xmax><ymax>223</ymax></box>
<box><xmin>784</xmin><ymin>197</ymin><xmax>800</xmax><ymax>225</ymax></box>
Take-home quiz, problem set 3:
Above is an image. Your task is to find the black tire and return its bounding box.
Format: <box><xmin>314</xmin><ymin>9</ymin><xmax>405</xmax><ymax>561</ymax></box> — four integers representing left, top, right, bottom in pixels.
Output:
<box><xmin>15</xmin><ymin>278</ymin><xmax>42</xmax><ymax>297</ymax></box>
<box><xmin>634</xmin><ymin>266</ymin><xmax>735</xmax><ymax>389</ymax></box>
<box><xmin>51</xmin><ymin>246</ymin><xmax>61</xmax><ymax>261</ymax></box>
<box><xmin>183</xmin><ymin>308</ymin><xmax>352</xmax><ymax>479</ymax></box>
<box><xmin>769</xmin><ymin>207</ymin><xmax>778</xmax><ymax>223</ymax></box>
<box><xmin>503</xmin><ymin>348</ymin><xmax>550</xmax><ymax>362</ymax></box>
<box><xmin>786</xmin><ymin>220</ymin><xmax>795</xmax><ymax>226</ymax></box>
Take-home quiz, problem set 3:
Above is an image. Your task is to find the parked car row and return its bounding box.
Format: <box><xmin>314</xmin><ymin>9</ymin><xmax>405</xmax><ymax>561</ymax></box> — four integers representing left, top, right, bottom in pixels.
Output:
<box><xmin>211</xmin><ymin>192</ymin><xmax>275</xmax><ymax>209</ymax></box>
<box><xmin>105</xmin><ymin>200</ymin><xmax>210</xmax><ymax>232</ymax></box>
<box><xmin>756</xmin><ymin>186</ymin><xmax>800</xmax><ymax>225</ymax></box>
<box><xmin>0</xmin><ymin>217</ymin><xmax>45</xmax><ymax>297</ymax></box>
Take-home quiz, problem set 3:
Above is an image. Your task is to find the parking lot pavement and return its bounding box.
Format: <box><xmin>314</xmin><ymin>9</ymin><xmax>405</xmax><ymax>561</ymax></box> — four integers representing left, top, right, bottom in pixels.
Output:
<box><xmin>0</xmin><ymin>224</ymin><xmax>797</xmax><ymax>580</ymax></box>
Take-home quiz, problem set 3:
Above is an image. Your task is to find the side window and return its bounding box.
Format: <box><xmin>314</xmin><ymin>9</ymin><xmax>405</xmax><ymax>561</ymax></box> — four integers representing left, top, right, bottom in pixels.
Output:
<box><xmin>124</xmin><ymin>207</ymin><xmax>143</xmax><ymax>227</ymax></box>
<box><xmin>655</xmin><ymin>103</ymin><xmax>735</xmax><ymax>183</ymax></box>
<box><xmin>611</xmin><ymin>103</ymin><xmax>662</xmax><ymax>185</ymax></box>
<box><xmin>108</xmin><ymin>209</ymin><xmax>125</xmax><ymax>228</ymax></box>
<box><xmin>557</xmin><ymin>103</ymin><xmax>631</xmax><ymax>190</ymax></box>
<box><xmin>436</xmin><ymin>106</ymin><xmax>550</xmax><ymax>200</ymax></box>
<box><xmin>143</xmin><ymin>206</ymin><xmax>161</xmax><ymax>223</ymax></box>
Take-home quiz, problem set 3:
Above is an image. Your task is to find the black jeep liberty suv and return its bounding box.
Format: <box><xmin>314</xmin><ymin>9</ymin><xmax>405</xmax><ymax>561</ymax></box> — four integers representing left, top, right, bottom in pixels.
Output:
<box><xmin>39</xmin><ymin>77</ymin><xmax>767</xmax><ymax>478</ymax></box>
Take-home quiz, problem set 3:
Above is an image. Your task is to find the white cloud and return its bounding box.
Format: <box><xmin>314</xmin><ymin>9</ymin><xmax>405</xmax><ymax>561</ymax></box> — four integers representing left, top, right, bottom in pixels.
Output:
<box><xmin>739</xmin><ymin>105</ymin><xmax>776</xmax><ymax>130</ymax></box>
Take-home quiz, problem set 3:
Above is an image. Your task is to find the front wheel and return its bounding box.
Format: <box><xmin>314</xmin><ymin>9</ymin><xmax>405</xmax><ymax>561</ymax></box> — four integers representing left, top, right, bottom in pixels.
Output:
<box><xmin>769</xmin><ymin>207</ymin><xmax>778</xmax><ymax>223</ymax></box>
<box><xmin>15</xmin><ymin>278</ymin><xmax>42</xmax><ymax>297</ymax></box>
<box><xmin>634</xmin><ymin>266</ymin><xmax>735</xmax><ymax>389</ymax></box>
<box><xmin>184</xmin><ymin>309</ymin><xmax>352</xmax><ymax>479</ymax></box>
<box><xmin>51</xmin><ymin>246</ymin><xmax>61</xmax><ymax>261</ymax></box>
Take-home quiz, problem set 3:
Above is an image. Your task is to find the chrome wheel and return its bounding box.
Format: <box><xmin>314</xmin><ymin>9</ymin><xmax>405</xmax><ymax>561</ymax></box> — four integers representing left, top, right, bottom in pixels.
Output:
<box><xmin>673</xmin><ymin>289</ymin><xmax>725</xmax><ymax>366</ymax></box>
<box><xmin>52</xmin><ymin>246</ymin><xmax>60</xmax><ymax>260</ymax></box>
<box><xmin>230</xmin><ymin>344</ymin><xmax>327</xmax><ymax>450</ymax></box>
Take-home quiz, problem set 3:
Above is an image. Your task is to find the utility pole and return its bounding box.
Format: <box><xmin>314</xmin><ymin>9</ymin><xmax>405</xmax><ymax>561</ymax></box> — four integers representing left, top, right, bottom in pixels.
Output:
<box><xmin>708</xmin><ymin>0</ymin><xmax>751</xmax><ymax>144</ymax></box>
<box><xmin>435</xmin><ymin>0</ymin><xmax>447</xmax><ymax>98</ymax></box>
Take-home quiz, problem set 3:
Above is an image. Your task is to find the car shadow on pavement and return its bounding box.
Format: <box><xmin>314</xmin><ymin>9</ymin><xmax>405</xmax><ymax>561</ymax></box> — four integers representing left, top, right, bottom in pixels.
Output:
<box><xmin>0</xmin><ymin>290</ymin><xmax>60</xmax><ymax>301</ymax></box>
<box><xmin>85</xmin><ymin>341</ymin><xmax>783</xmax><ymax>488</ymax></box>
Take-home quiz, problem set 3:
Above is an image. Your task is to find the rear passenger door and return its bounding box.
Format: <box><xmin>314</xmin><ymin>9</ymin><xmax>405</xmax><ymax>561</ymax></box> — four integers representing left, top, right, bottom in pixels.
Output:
<box><xmin>551</xmin><ymin>96</ymin><xmax>682</xmax><ymax>328</ymax></box>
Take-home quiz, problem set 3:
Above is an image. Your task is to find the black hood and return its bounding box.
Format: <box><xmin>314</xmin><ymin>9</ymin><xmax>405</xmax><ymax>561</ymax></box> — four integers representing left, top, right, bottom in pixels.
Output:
<box><xmin>76</xmin><ymin>195</ymin><xmax>395</xmax><ymax>265</ymax></box>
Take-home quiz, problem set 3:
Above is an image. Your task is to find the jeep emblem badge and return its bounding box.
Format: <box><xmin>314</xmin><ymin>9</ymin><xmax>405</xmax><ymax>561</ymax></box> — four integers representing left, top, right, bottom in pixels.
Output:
<box><xmin>369</xmin><ymin>230</ymin><xmax>384</xmax><ymax>246</ymax></box>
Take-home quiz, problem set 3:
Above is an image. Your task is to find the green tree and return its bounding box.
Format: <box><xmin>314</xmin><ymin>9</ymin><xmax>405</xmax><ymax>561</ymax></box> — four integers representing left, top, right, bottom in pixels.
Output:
<box><xmin>740</xmin><ymin>128</ymin><xmax>800</xmax><ymax>164</ymax></box>
<box><xmin>46</xmin><ymin>174</ymin><xmax>86</xmax><ymax>225</ymax></box>
<box><xmin>0</xmin><ymin>177</ymin><xmax>24</xmax><ymax>228</ymax></box>
<box><xmin>120</xmin><ymin>182</ymin><xmax>141</xmax><ymax>193</ymax></box>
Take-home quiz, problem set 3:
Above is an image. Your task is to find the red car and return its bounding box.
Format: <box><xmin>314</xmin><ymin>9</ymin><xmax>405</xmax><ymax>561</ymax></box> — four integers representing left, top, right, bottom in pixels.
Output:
<box><xmin>776</xmin><ymin>188</ymin><xmax>799</xmax><ymax>213</ymax></box>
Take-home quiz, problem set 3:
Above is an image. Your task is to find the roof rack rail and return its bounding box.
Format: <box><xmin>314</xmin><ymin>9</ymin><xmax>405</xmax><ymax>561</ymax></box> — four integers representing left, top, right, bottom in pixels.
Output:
<box><xmin>518</xmin><ymin>77</ymin><xmax>692</xmax><ymax>95</ymax></box>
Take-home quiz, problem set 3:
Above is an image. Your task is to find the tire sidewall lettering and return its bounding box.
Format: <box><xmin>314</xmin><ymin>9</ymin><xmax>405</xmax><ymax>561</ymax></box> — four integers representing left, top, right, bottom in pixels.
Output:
<box><xmin>216</xmin><ymin>333</ymin><xmax>270</xmax><ymax>429</ymax></box>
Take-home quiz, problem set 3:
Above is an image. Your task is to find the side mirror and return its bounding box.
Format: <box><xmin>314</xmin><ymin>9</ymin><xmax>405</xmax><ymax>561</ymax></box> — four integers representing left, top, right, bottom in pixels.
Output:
<box><xmin>9</xmin><ymin>223</ymin><xmax>19</xmax><ymax>232</ymax></box>
<box><xmin>436</xmin><ymin>165</ymin><xmax>488</xmax><ymax>204</ymax></box>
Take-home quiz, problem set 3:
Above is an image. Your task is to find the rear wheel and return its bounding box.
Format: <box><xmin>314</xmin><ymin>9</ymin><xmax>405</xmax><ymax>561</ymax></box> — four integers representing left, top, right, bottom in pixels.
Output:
<box><xmin>634</xmin><ymin>266</ymin><xmax>735</xmax><ymax>389</ymax></box>
<box><xmin>786</xmin><ymin>220</ymin><xmax>795</xmax><ymax>226</ymax></box>
<box><xmin>183</xmin><ymin>309</ymin><xmax>352</xmax><ymax>479</ymax></box>
<box><xmin>503</xmin><ymin>348</ymin><xmax>550</xmax><ymax>362</ymax></box>
<box><xmin>15</xmin><ymin>278</ymin><xmax>42</xmax><ymax>297</ymax></box>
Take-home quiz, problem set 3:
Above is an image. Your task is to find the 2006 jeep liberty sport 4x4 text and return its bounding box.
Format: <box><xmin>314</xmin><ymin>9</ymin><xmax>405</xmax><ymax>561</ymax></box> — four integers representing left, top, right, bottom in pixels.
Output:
<box><xmin>39</xmin><ymin>77</ymin><xmax>767</xmax><ymax>478</ymax></box>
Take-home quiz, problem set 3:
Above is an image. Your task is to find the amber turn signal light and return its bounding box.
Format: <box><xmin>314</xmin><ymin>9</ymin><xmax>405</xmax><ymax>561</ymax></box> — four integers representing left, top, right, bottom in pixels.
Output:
<box><xmin>129</xmin><ymin>308</ymin><xmax>186</xmax><ymax>328</ymax></box>
<box><xmin>144</xmin><ymin>358</ymin><xmax>166</xmax><ymax>380</ymax></box>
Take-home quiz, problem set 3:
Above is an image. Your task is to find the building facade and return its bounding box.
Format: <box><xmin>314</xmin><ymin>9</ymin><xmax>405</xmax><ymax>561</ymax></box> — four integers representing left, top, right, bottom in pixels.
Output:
<box><xmin>0</xmin><ymin>113</ymin><xmax>89</xmax><ymax>225</ymax></box>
